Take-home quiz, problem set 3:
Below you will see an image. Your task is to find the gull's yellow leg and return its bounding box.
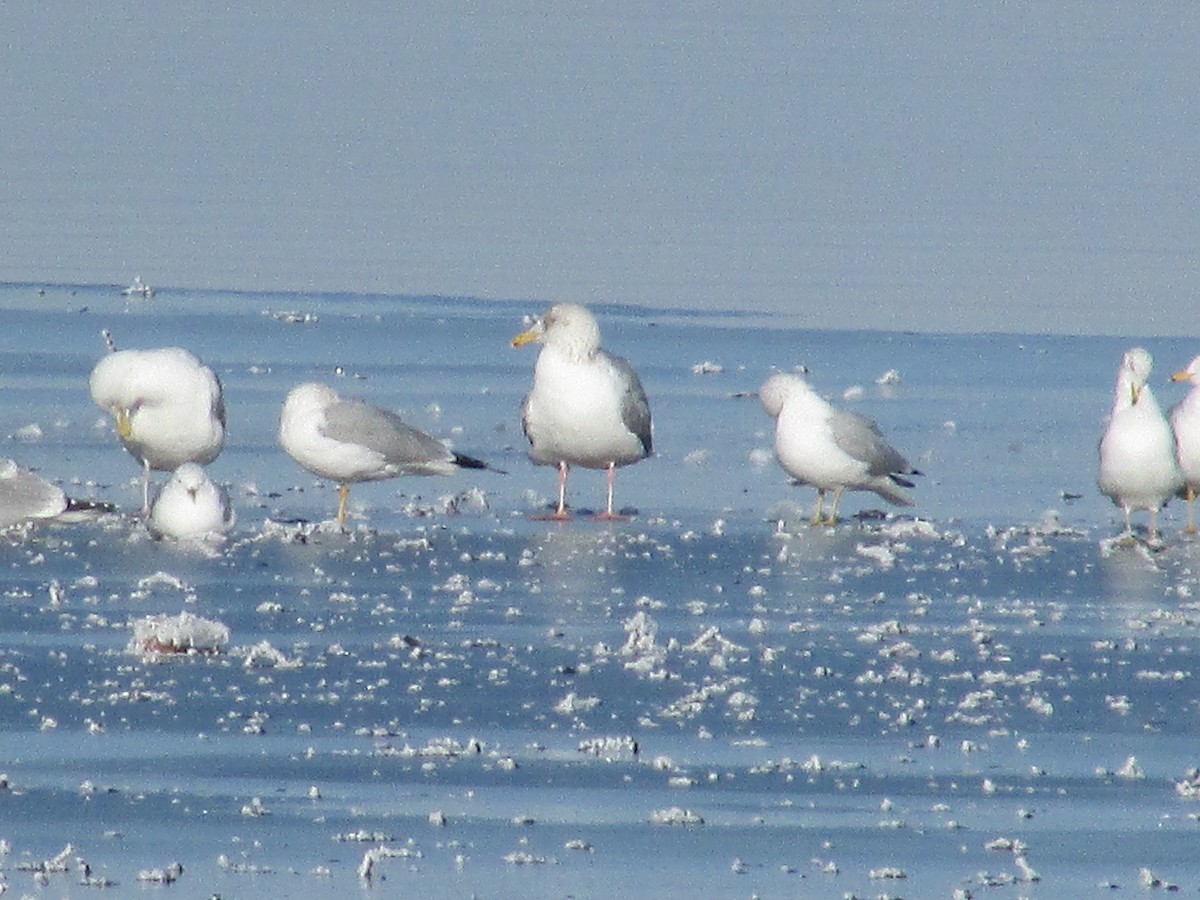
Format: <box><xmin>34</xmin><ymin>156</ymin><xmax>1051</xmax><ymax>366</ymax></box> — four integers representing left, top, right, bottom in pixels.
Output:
<box><xmin>826</xmin><ymin>487</ymin><xmax>845</xmax><ymax>526</ymax></box>
<box><xmin>810</xmin><ymin>490</ymin><xmax>825</xmax><ymax>526</ymax></box>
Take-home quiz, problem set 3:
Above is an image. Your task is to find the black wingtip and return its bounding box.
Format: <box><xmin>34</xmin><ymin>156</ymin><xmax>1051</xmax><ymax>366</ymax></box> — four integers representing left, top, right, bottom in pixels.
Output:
<box><xmin>53</xmin><ymin>497</ymin><xmax>118</xmax><ymax>523</ymax></box>
<box><xmin>64</xmin><ymin>497</ymin><xmax>117</xmax><ymax>515</ymax></box>
<box><xmin>454</xmin><ymin>453</ymin><xmax>507</xmax><ymax>475</ymax></box>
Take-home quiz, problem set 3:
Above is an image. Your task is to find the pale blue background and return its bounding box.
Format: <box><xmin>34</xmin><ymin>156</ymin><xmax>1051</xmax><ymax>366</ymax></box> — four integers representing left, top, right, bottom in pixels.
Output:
<box><xmin>2</xmin><ymin>3</ymin><xmax>1197</xmax><ymax>334</ymax></box>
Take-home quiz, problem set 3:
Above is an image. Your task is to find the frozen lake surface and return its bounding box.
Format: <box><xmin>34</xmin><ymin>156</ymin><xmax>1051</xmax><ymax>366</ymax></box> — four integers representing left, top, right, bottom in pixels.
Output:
<box><xmin>3</xmin><ymin>282</ymin><xmax>1200</xmax><ymax>897</ymax></box>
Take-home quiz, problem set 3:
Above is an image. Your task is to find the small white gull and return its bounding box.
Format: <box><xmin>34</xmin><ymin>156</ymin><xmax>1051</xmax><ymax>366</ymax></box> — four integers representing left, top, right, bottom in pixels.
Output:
<box><xmin>147</xmin><ymin>462</ymin><xmax>235</xmax><ymax>540</ymax></box>
<box><xmin>511</xmin><ymin>302</ymin><xmax>652</xmax><ymax>519</ymax></box>
<box><xmin>1170</xmin><ymin>354</ymin><xmax>1200</xmax><ymax>533</ymax></box>
<box><xmin>759</xmin><ymin>372</ymin><xmax>919</xmax><ymax>525</ymax></box>
<box><xmin>1098</xmin><ymin>347</ymin><xmax>1183</xmax><ymax>540</ymax></box>
<box><xmin>278</xmin><ymin>382</ymin><xmax>499</xmax><ymax>528</ymax></box>
<box><xmin>89</xmin><ymin>346</ymin><xmax>225</xmax><ymax>512</ymax></box>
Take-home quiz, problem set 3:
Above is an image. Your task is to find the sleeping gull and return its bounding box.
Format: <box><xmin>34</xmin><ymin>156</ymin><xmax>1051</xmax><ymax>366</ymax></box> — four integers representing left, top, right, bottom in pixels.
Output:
<box><xmin>89</xmin><ymin>347</ymin><xmax>225</xmax><ymax>512</ymax></box>
<box><xmin>147</xmin><ymin>463</ymin><xmax>235</xmax><ymax>540</ymax></box>
<box><xmin>759</xmin><ymin>372</ymin><xmax>920</xmax><ymax>525</ymax></box>
<box><xmin>511</xmin><ymin>302</ymin><xmax>652</xmax><ymax>520</ymax></box>
<box><xmin>0</xmin><ymin>457</ymin><xmax>114</xmax><ymax>529</ymax></box>
<box><xmin>1098</xmin><ymin>347</ymin><xmax>1183</xmax><ymax>541</ymax></box>
<box><xmin>278</xmin><ymin>382</ymin><xmax>500</xmax><ymax>528</ymax></box>
<box><xmin>1170</xmin><ymin>355</ymin><xmax>1200</xmax><ymax>533</ymax></box>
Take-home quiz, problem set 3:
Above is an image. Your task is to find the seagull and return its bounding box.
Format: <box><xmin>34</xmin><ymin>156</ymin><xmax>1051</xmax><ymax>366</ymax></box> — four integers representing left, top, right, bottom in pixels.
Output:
<box><xmin>89</xmin><ymin>347</ymin><xmax>226</xmax><ymax>512</ymax></box>
<box><xmin>1170</xmin><ymin>355</ymin><xmax>1200</xmax><ymax>533</ymax></box>
<box><xmin>759</xmin><ymin>372</ymin><xmax>920</xmax><ymax>525</ymax></box>
<box><xmin>278</xmin><ymin>382</ymin><xmax>500</xmax><ymax>528</ymax></box>
<box><xmin>1098</xmin><ymin>347</ymin><xmax>1183</xmax><ymax>540</ymax></box>
<box><xmin>147</xmin><ymin>463</ymin><xmax>235</xmax><ymax>540</ymax></box>
<box><xmin>511</xmin><ymin>302</ymin><xmax>652</xmax><ymax>520</ymax></box>
<box><xmin>122</xmin><ymin>275</ymin><xmax>154</xmax><ymax>299</ymax></box>
<box><xmin>0</xmin><ymin>457</ymin><xmax>114</xmax><ymax>530</ymax></box>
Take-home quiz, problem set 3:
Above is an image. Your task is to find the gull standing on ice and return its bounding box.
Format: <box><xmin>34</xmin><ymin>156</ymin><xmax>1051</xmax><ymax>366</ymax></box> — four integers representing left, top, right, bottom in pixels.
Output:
<box><xmin>147</xmin><ymin>462</ymin><xmax>235</xmax><ymax>540</ymax></box>
<box><xmin>278</xmin><ymin>382</ymin><xmax>499</xmax><ymax>528</ymax></box>
<box><xmin>0</xmin><ymin>458</ymin><xmax>114</xmax><ymax>529</ymax></box>
<box><xmin>759</xmin><ymin>372</ymin><xmax>920</xmax><ymax>525</ymax></box>
<box><xmin>1170</xmin><ymin>355</ymin><xmax>1200</xmax><ymax>533</ymax></box>
<box><xmin>121</xmin><ymin>275</ymin><xmax>154</xmax><ymax>299</ymax></box>
<box><xmin>90</xmin><ymin>346</ymin><xmax>226</xmax><ymax>512</ymax></box>
<box><xmin>1098</xmin><ymin>347</ymin><xmax>1183</xmax><ymax>540</ymax></box>
<box><xmin>511</xmin><ymin>302</ymin><xmax>652</xmax><ymax>520</ymax></box>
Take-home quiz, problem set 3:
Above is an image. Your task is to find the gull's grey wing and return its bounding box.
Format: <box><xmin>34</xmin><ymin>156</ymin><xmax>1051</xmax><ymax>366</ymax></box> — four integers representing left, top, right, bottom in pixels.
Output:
<box><xmin>0</xmin><ymin>460</ymin><xmax>67</xmax><ymax>528</ymax></box>
<box><xmin>519</xmin><ymin>391</ymin><xmax>535</xmax><ymax>448</ymax></box>
<box><xmin>322</xmin><ymin>399</ymin><xmax>453</xmax><ymax>470</ymax></box>
<box><xmin>829</xmin><ymin>409</ymin><xmax>911</xmax><ymax>476</ymax></box>
<box><xmin>213</xmin><ymin>371</ymin><xmax>227</xmax><ymax>428</ymax></box>
<box><xmin>609</xmin><ymin>352</ymin><xmax>653</xmax><ymax>455</ymax></box>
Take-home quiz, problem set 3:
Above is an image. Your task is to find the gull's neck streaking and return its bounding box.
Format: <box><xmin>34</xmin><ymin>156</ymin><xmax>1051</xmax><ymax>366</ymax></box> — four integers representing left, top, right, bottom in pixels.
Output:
<box><xmin>543</xmin><ymin>306</ymin><xmax>601</xmax><ymax>363</ymax></box>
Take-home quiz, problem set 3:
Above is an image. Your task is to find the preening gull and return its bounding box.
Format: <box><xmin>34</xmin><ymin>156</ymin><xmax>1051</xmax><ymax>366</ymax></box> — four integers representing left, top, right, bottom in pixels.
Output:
<box><xmin>1098</xmin><ymin>347</ymin><xmax>1183</xmax><ymax>540</ymax></box>
<box><xmin>759</xmin><ymin>372</ymin><xmax>920</xmax><ymax>525</ymax></box>
<box><xmin>278</xmin><ymin>382</ymin><xmax>499</xmax><ymax>528</ymax></box>
<box><xmin>147</xmin><ymin>463</ymin><xmax>235</xmax><ymax>540</ymax></box>
<box><xmin>511</xmin><ymin>302</ymin><xmax>652</xmax><ymax>519</ymax></box>
<box><xmin>1170</xmin><ymin>354</ymin><xmax>1200</xmax><ymax>533</ymax></box>
<box><xmin>89</xmin><ymin>347</ymin><xmax>225</xmax><ymax>511</ymax></box>
<box><xmin>0</xmin><ymin>458</ymin><xmax>114</xmax><ymax>529</ymax></box>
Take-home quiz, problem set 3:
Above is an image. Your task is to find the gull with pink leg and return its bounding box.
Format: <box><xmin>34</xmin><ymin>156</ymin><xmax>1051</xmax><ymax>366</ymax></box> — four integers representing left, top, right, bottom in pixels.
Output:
<box><xmin>512</xmin><ymin>303</ymin><xmax>652</xmax><ymax>520</ymax></box>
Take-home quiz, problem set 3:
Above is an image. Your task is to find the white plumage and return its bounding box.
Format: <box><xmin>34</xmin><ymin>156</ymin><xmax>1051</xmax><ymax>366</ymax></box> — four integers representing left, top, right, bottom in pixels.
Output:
<box><xmin>147</xmin><ymin>463</ymin><xmax>235</xmax><ymax>540</ymax></box>
<box><xmin>759</xmin><ymin>372</ymin><xmax>919</xmax><ymax>525</ymax></box>
<box><xmin>1098</xmin><ymin>347</ymin><xmax>1183</xmax><ymax>540</ymax></box>
<box><xmin>512</xmin><ymin>303</ymin><xmax>652</xmax><ymax>519</ymax></box>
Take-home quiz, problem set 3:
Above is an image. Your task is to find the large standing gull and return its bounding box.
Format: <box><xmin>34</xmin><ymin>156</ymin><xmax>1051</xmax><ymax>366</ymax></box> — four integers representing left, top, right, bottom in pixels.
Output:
<box><xmin>89</xmin><ymin>347</ymin><xmax>225</xmax><ymax>511</ymax></box>
<box><xmin>278</xmin><ymin>382</ymin><xmax>498</xmax><ymax>528</ymax></box>
<box><xmin>759</xmin><ymin>372</ymin><xmax>919</xmax><ymax>525</ymax></box>
<box><xmin>1170</xmin><ymin>354</ymin><xmax>1200</xmax><ymax>533</ymax></box>
<box><xmin>511</xmin><ymin>302</ymin><xmax>652</xmax><ymax>520</ymax></box>
<box><xmin>147</xmin><ymin>463</ymin><xmax>235</xmax><ymax>540</ymax></box>
<box><xmin>0</xmin><ymin>458</ymin><xmax>114</xmax><ymax>529</ymax></box>
<box><xmin>1098</xmin><ymin>347</ymin><xmax>1183</xmax><ymax>540</ymax></box>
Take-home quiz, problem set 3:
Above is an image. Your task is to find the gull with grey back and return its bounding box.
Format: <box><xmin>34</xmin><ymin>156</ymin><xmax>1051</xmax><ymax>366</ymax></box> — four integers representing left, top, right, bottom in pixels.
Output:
<box><xmin>512</xmin><ymin>302</ymin><xmax>652</xmax><ymax>519</ymax></box>
<box><xmin>278</xmin><ymin>382</ymin><xmax>500</xmax><ymax>528</ymax></box>
<box><xmin>760</xmin><ymin>371</ymin><xmax>920</xmax><ymax>525</ymax></box>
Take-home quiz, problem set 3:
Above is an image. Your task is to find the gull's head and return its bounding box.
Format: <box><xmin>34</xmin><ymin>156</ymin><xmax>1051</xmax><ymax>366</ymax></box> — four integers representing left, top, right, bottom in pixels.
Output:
<box><xmin>758</xmin><ymin>372</ymin><xmax>809</xmax><ymax>418</ymax></box>
<box><xmin>1120</xmin><ymin>347</ymin><xmax>1154</xmax><ymax>403</ymax></box>
<box><xmin>512</xmin><ymin>303</ymin><xmax>601</xmax><ymax>358</ymax></box>
<box><xmin>283</xmin><ymin>382</ymin><xmax>340</xmax><ymax>416</ymax></box>
<box><xmin>170</xmin><ymin>462</ymin><xmax>210</xmax><ymax>501</ymax></box>
<box><xmin>1172</xmin><ymin>354</ymin><xmax>1200</xmax><ymax>386</ymax></box>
